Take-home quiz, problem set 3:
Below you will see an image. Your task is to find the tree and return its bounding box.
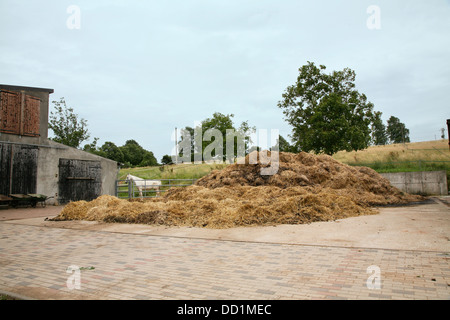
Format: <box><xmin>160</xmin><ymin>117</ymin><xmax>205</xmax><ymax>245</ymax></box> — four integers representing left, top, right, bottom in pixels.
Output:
<box><xmin>201</xmin><ymin>112</ymin><xmax>235</xmax><ymax>160</ymax></box>
<box><xmin>120</xmin><ymin>140</ymin><xmax>145</xmax><ymax>166</ymax></box>
<box><xmin>179</xmin><ymin>112</ymin><xmax>255</xmax><ymax>162</ymax></box>
<box><xmin>49</xmin><ymin>97</ymin><xmax>91</xmax><ymax>148</ymax></box>
<box><xmin>236</xmin><ymin>120</ymin><xmax>256</xmax><ymax>156</ymax></box>
<box><xmin>83</xmin><ymin>140</ymin><xmax>126</xmax><ymax>163</ymax></box>
<box><xmin>83</xmin><ymin>137</ymin><xmax>102</xmax><ymax>155</ymax></box>
<box><xmin>98</xmin><ymin>141</ymin><xmax>124</xmax><ymax>163</ymax></box>
<box><xmin>82</xmin><ymin>138</ymin><xmax>157</xmax><ymax>167</ymax></box>
<box><xmin>161</xmin><ymin>155</ymin><xmax>173</xmax><ymax>165</ymax></box>
<box><xmin>178</xmin><ymin>126</ymin><xmax>196</xmax><ymax>162</ymax></box>
<box><xmin>140</xmin><ymin>151</ymin><xmax>158</xmax><ymax>167</ymax></box>
<box><xmin>386</xmin><ymin>116</ymin><xmax>410</xmax><ymax>144</ymax></box>
<box><xmin>120</xmin><ymin>139</ymin><xmax>158</xmax><ymax>167</ymax></box>
<box><xmin>275</xmin><ymin>135</ymin><xmax>296</xmax><ymax>152</ymax></box>
<box><xmin>277</xmin><ymin>62</ymin><xmax>375</xmax><ymax>155</ymax></box>
<box><xmin>371</xmin><ymin>111</ymin><xmax>388</xmax><ymax>145</ymax></box>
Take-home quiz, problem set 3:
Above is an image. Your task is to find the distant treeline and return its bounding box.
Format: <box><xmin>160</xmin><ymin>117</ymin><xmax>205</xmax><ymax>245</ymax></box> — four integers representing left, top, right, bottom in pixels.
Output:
<box><xmin>84</xmin><ymin>139</ymin><xmax>158</xmax><ymax>168</ymax></box>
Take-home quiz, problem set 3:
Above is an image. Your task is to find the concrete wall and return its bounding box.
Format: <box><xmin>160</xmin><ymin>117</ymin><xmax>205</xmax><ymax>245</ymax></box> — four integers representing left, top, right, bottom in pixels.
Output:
<box><xmin>380</xmin><ymin>171</ymin><xmax>448</xmax><ymax>196</ymax></box>
<box><xmin>37</xmin><ymin>140</ymin><xmax>119</xmax><ymax>204</ymax></box>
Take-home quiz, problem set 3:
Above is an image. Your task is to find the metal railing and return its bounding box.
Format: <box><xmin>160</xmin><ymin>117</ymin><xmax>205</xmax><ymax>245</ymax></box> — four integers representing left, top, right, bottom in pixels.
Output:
<box><xmin>115</xmin><ymin>179</ymin><xmax>196</xmax><ymax>199</ymax></box>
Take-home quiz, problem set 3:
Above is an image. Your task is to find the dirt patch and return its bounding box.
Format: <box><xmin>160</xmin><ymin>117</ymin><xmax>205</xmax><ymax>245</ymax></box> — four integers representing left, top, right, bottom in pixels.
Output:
<box><xmin>51</xmin><ymin>151</ymin><xmax>423</xmax><ymax>228</ymax></box>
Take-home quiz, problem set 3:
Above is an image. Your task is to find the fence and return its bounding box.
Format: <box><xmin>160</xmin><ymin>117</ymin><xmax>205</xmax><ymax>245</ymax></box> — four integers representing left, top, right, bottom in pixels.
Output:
<box><xmin>115</xmin><ymin>179</ymin><xmax>196</xmax><ymax>199</ymax></box>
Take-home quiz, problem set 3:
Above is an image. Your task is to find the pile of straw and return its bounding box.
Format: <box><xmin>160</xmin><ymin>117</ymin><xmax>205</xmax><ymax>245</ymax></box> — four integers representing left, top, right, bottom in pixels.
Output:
<box><xmin>51</xmin><ymin>151</ymin><xmax>423</xmax><ymax>228</ymax></box>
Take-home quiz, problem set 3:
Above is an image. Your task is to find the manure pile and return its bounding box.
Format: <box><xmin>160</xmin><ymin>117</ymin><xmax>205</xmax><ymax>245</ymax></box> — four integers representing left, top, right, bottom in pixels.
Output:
<box><xmin>51</xmin><ymin>151</ymin><xmax>423</xmax><ymax>228</ymax></box>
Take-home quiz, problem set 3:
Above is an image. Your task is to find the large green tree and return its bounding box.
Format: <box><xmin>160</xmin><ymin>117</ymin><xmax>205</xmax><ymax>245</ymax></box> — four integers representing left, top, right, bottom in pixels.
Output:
<box><xmin>200</xmin><ymin>112</ymin><xmax>235</xmax><ymax>161</ymax></box>
<box><xmin>120</xmin><ymin>139</ymin><xmax>158</xmax><ymax>167</ymax></box>
<box><xmin>278</xmin><ymin>62</ymin><xmax>375</xmax><ymax>155</ymax></box>
<box><xmin>161</xmin><ymin>154</ymin><xmax>173</xmax><ymax>165</ymax></box>
<box><xmin>49</xmin><ymin>97</ymin><xmax>90</xmax><ymax>148</ymax></box>
<box><xmin>98</xmin><ymin>141</ymin><xmax>125</xmax><ymax>163</ymax></box>
<box><xmin>84</xmin><ymin>139</ymin><xmax>157</xmax><ymax>167</ymax></box>
<box><xmin>386</xmin><ymin>116</ymin><xmax>410</xmax><ymax>144</ymax></box>
<box><xmin>179</xmin><ymin>112</ymin><xmax>255</xmax><ymax>162</ymax></box>
<box><xmin>371</xmin><ymin>111</ymin><xmax>388</xmax><ymax>146</ymax></box>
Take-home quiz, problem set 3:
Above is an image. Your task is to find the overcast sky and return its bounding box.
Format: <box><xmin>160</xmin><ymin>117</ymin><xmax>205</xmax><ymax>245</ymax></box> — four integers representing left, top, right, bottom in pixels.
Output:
<box><xmin>1</xmin><ymin>0</ymin><xmax>449</xmax><ymax>161</ymax></box>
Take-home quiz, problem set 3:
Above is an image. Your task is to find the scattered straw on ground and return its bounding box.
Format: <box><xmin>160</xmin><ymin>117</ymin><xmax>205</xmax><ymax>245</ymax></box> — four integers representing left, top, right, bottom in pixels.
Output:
<box><xmin>51</xmin><ymin>151</ymin><xmax>424</xmax><ymax>228</ymax></box>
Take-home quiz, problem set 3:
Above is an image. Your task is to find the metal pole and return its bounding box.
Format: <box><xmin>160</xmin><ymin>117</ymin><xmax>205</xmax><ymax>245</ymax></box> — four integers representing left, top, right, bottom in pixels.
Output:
<box><xmin>447</xmin><ymin>119</ymin><xmax>450</xmax><ymax>151</ymax></box>
<box><xmin>128</xmin><ymin>180</ymin><xmax>132</xmax><ymax>199</ymax></box>
<box><xmin>402</xmin><ymin>126</ymin><xmax>405</xmax><ymax>145</ymax></box>
<box><xmin>175</xmin><ymin>127</ymin><xmax>178</xmax><ymax>165</ymax></box>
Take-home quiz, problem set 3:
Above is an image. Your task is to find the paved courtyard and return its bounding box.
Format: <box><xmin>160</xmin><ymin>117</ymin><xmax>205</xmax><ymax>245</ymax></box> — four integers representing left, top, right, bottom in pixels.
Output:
<box><xmin>0</xmin><ymin>198</ymin><xmax>449</xmax><ymax>300</ymax></box>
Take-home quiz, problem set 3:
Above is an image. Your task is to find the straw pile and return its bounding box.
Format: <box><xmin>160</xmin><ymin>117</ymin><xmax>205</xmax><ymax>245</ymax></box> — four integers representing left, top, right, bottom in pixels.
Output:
<box><xmin>51</xmin><ymin>151</ymin><xmax>424</xmax><ymax>228</ymax></box>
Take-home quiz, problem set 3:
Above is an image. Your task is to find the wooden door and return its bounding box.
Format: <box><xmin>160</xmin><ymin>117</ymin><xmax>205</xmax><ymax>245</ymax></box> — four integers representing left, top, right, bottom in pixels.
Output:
<box><xmin>0</xmin><ymin>143</ymin><xmax>38</xmax><ymax>195</ymax></box>
<box><xmin>58</xmin><ymin>159</ymin><xmax>102</xmax><ymax>203</ymax></box>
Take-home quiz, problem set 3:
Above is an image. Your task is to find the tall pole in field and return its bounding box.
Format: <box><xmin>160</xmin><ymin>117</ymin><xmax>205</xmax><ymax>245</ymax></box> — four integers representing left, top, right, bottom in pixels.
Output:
<box><xmin>447</xmin><ymin>120</ymin><xmax>450</xmax><ymax>151</ymax></box>
<box><xmin>175</xmin><ymin>127</ymin><xmax>178</xmax><ymax>164</ymax></box>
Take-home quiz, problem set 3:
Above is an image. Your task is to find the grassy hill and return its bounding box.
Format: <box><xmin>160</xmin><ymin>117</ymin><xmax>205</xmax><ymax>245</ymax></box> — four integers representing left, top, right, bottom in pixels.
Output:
<box><xmin>333</xmin><ymin>139</ymin><xmax>450</xmax><ymax>192</ymax></box>
<box><xmin>332</xmin><ymin>139</ymin><xmax>450</xmax><ymax>172</ymax></box>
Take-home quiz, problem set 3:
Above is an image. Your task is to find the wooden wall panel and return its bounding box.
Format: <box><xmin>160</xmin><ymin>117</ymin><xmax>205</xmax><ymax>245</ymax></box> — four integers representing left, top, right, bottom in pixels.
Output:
<box><xmin>0</xmin><ymin>90</ymin><xmax>21</xmax><ymax>135</ymax></box>
<box><xmin>0</xmin><ymin>90</ymin><xmax>41</xmax><ymax>137</ymax></box>
<box><xmin>23</xmin><ymin>95</ymin><xmax>41</xmax><ymax>136</ymax></box>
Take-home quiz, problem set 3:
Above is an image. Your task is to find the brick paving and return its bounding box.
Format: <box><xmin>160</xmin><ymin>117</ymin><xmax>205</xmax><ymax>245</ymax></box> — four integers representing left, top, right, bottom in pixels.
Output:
<box><xmin>0</xmin><ymin>222</ymin><xmax>449</xmax><ymax>300</ymax></box>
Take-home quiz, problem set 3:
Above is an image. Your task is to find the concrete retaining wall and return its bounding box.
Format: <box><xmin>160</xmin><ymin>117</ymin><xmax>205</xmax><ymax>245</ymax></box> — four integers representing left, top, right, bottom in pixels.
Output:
<box><xmin>380</xmin><ymin>171</ymin><xmax>448</xmax><ymax>196</ymax></box>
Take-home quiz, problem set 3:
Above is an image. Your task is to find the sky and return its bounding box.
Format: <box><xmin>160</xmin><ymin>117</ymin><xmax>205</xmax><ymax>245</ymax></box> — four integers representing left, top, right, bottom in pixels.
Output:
<box><xmin>1</xmin><ymin>0</ymin><xmax>449</xmax><ymax>161</ymax></box>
